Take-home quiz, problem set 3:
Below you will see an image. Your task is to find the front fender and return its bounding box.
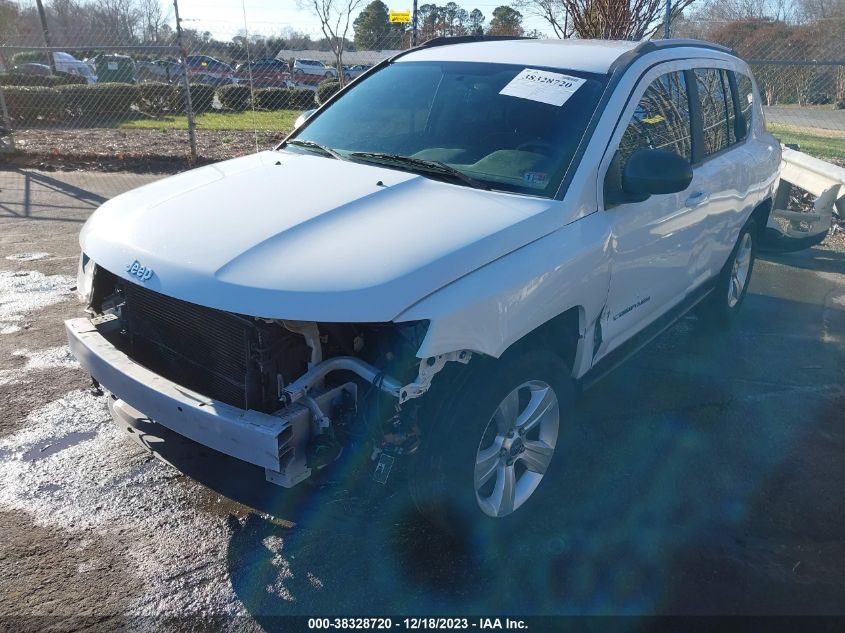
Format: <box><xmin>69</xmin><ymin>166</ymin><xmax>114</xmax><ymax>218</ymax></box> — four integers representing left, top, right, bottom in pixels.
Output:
<box><xmin>395</xmin><ymin>212</ymin><xmax>613</xmax><ymax>361</ymax></box>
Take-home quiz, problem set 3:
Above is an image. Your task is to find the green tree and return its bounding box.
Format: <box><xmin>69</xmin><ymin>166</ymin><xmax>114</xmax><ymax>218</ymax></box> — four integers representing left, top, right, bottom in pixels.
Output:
<box><xmin>487</xmin><ymin>6</ymin><xmax>524</xmax><ymax>35</ymax></box>
<box><xmin>418</xmin><ymin>3</ymin><xmax>445</xmax><ymax>40</ymax></box>
<box><xmin>468</xmin><ymin>8</ymin><xmax>486</xmax><ymax>35</ymax></box>
<box><xmin>353</xmin><ymin>0</ymin><xmax>402</xmax><ymax>49</ymax></box>
<box><xmin>443</xmin><ymin>2</ymin><xmax>469</xmax><ymax>35</ymax></box>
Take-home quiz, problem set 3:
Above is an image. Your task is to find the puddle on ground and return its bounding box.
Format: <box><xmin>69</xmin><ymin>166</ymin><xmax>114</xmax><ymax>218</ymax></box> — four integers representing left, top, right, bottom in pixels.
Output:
<box><xmin>21</xmin><ymin>431</ymin><xmax>97</xmax><ymax>462</ymax></box>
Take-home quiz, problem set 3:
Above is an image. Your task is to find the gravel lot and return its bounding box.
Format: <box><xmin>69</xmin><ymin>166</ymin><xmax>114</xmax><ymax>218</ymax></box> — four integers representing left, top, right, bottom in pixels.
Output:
<box><xmin>1</xmin><ymin>168</ymin><xmax>844</xmax><ymax>628</ymax></box>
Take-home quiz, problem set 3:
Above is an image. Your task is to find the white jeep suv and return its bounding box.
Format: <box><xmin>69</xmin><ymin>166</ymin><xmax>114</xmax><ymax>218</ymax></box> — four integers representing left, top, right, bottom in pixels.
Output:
<box><xmin>67</xmin><ymin>37</ymin><xmax>779</xmax><ymax>530</ymax></box>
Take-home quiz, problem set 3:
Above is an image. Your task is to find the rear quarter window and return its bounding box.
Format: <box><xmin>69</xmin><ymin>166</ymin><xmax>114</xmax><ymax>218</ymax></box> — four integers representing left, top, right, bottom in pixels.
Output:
<box><xmin>735</xmin><ymin>72</ymin><xmax>754</xmax><ymax>139</ymax></box>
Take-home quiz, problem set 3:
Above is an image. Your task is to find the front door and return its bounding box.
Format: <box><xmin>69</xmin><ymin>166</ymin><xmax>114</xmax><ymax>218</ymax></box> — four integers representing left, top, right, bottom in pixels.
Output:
<box><xmin>597</xmin><ymin>68</ymin><xmax>702</xmax><ymax>359</ymax></box>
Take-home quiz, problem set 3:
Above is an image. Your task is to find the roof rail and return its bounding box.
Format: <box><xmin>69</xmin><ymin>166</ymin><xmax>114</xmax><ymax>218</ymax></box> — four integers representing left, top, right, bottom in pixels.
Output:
<box><xmin>641</xmin><ymin>38</ymin><xmax>736</xmax><ymax>56</ymax></box>
<box><xmin>607</xmin><ymin>37</ymin><xmax>737</xmax><ymax>75</ymax></box>
<box><xmin>421</xmin><ymin>35</ymin><xmax>534</xmax><ymax>48</ymax></box>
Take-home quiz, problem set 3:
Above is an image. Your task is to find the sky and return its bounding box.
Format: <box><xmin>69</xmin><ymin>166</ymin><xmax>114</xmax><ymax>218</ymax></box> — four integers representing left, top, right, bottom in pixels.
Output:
<box><xmin>175</xmin><ymin>0</ymin><xmax>551</xmax><ymax>41</ymax></box>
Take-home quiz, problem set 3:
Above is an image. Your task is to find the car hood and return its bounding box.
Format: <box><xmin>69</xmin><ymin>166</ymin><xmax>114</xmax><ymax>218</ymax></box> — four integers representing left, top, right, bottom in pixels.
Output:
<box><xmin>81</xmin><ymin>151</ymin><xmax>564</xmax><ymax>322</ymax></box>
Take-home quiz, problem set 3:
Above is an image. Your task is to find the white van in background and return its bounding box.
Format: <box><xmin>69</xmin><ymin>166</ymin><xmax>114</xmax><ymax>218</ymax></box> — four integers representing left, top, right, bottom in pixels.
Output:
<box><xmin>52</xmin><ymin>52</ymin><xmax>97</xmax><ymax>83</ymax></box>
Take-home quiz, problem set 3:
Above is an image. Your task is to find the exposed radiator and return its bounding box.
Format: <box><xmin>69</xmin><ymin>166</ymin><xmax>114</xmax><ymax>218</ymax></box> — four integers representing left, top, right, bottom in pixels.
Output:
<box><xmin>106</xmin><ymin>278</ymin><xmax>309</xmax><ymax>412</ymax></box>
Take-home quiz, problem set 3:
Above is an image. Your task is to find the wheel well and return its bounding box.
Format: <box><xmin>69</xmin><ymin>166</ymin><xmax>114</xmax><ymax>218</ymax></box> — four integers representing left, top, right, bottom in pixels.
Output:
<box><xmin>506</xmin><ymin>307</ymin><xmax>583</xmax><ymax>371</ymax></box>
<box><xmin>750</xmin><ymin>198</ymin><xmax>772</xmax><ymax>236</ymax></box>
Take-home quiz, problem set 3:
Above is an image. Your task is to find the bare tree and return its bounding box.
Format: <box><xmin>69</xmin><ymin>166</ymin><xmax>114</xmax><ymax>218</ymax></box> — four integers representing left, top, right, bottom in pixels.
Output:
<box><xmin>513</xmin><ymin>0</ymin><xmax>573</xmax><ymax>38</ymax></box>
<box><xmin>519</xmin><ymin>0</ymin><xmax>698</xmax><ymax>39</ymax></box>
<box><xmin>139</xmin><ymin>0</ymin><xmax>169</xmax><ymax>44</ymax></box>
<box><xmin>298</xmin><ymin>0</ymin><xmax>364</xmax><ymax>87</ymax></box>
<box><xmin>794</xmin><ymin>0</ymin><xmax>845</xmax><ymax>21</ymax></box>
<box><xmin>90</xmin><ymin>0</ymin><xmax>143</xmax><ymax>44</ymax></box>
<box><xmin>692</xmin><ymin>0</ymin><xmax>796</xmax><ymax>22</ymax></box>
<box><xmin>0</xmin><ymin>0</ymin><xmax>20</xmax><ymax>46</ymax></box>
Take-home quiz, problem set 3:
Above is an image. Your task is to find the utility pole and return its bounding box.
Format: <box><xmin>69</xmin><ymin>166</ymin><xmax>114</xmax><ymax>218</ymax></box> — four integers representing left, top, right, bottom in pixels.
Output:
<box><xmin>412</xmin><ymin>0</ymin><xmax>418</xmax><ymax>47</ymax></box>
<box><xmin>173</xmin><ymin>0</ymin><xmax>197</xmax><ymax>162</ymax></box>
<box><xmin>664</xmin><ymin>0</ymin><xmax>672</xmax><ymax>39</ymax></box>
<box><xmin>34</xmin><ymin>0</ymin><xmax>56</xmax><ymax>72</ymax></box>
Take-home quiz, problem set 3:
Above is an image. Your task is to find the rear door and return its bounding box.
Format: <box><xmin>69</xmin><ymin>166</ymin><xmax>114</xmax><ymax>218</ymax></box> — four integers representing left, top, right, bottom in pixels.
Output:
<box><xmin>685</xmin><ymin>67</ymin><xmax>752</xmax><ymax>279</ymax></box>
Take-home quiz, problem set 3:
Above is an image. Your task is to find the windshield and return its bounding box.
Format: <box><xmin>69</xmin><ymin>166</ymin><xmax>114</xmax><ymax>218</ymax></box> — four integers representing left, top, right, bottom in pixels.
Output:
<box><xmin>289</xmin><ymin>60</ymin><xmax>606</xmax><ymax>197</ymax></box>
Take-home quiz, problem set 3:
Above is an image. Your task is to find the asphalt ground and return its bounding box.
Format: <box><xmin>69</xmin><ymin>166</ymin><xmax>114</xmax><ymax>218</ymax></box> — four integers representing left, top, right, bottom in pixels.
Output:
<box><xmin>764</xmin><ymin>106</ymin><xmax>845</xmax><ymax>132</ymax></box>
<box><xmin>0</xmin><ymin>168</ymin><xmax>843</xmax><ymax>629</ymax></box>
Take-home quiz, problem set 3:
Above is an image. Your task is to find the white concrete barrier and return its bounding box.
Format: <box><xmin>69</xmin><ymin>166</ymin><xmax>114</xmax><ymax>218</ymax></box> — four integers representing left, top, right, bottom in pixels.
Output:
<box><xmin>765</xmin><ymin>146</ymin><xmax>844</xmax><ymax>250</ymax></box>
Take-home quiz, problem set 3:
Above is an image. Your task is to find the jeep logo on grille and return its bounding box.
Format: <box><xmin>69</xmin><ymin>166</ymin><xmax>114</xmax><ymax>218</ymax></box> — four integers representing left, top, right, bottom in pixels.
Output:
<box><xmin>126</xmin><ymin>260</ymin><xmax>154</xmax><ymax>282</ymax></box>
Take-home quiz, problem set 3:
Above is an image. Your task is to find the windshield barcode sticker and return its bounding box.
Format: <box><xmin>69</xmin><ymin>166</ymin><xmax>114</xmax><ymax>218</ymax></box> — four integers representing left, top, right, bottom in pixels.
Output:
<box><xmin>500</xmin><ymin>69</ymin><xmax>586</xmax><ymax>106</ymax></box>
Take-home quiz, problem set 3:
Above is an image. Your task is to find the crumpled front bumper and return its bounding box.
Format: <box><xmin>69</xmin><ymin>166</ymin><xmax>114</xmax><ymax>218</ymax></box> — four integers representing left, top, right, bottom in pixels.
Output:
<box><xmin>65</xmin><ymin>317</ymin><xmax>320</xmax><ymax>485</ymax></box>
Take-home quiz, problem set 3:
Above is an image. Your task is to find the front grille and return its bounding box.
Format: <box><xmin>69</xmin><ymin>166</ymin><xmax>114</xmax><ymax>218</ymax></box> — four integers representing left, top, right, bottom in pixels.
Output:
<box><xmin>97</xmin><ymin>273</ymin><xmax>309</xmax><ymax>412</ymax></box>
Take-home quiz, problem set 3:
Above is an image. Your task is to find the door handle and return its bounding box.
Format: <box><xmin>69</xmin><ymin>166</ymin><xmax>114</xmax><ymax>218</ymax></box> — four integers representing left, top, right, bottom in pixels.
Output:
<box><xmin>685</xmin><ymin>191</ymin><xmax>708</xmax><ymax>206</ymax></box>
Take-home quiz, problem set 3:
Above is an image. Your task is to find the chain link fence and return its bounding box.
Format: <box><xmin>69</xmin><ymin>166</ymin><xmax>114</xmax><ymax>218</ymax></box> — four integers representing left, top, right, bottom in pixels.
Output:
<box><xmin>674</xmin><ymin>17</ymin><xmax>845</xmax><ymax>164</ymax></box>
<box><xmin>1</xmin><ymin>9</ymin><xmax>843</xmax><ymax>181</ymax></box>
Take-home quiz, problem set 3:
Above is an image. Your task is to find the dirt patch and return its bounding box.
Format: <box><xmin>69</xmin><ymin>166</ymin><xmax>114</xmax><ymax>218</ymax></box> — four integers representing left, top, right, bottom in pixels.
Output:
<box><xmin>2</xmin><ymin>128</ymin><xmax>289</xmax><ymax>173</ymax></box>
<box><xmin>0</xmin><ymin>510</ymin><xmax>140</xmax><ymax>624</ymax></box>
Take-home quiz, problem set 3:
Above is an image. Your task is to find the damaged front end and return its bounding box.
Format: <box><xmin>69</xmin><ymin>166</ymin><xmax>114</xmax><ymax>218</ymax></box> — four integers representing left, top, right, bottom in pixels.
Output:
<box><xmin>68</xmin><ymin>264</ymin><xmax>469</xmax><ymax>488</ymax></box>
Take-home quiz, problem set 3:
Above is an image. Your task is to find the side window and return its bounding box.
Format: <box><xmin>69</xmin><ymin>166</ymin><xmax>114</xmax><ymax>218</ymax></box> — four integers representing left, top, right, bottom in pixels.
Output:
<box><xmin>735</xmin><ymin>72</ymin><xmax>754</xmax><ymax>139</ymax></box>
<box><xmin>617</xmin><ymin>71</ymin><xmax>692</xmax><ymax>167</ymax></box>
<box><xmin>694</xmin><ymin>68</ymin><xmax>735</xmax><ymax>157</ymax></box>
<box><xmin>724</xmin><ymin>72</ymin><xmax>738</xmax><ymax>145</ymax></box>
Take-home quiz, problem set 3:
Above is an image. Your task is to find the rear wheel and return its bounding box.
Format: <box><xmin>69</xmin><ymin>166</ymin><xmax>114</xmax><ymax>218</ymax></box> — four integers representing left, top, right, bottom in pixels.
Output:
<box><xmin>409</xmin><ymin>350</ymin><xmax>574</xmax><ymax>535</ymax></box>
<box><xmin>698</xmin><ymin>219</ymin><xmax>757</xmax><ymax>327</ymax></box>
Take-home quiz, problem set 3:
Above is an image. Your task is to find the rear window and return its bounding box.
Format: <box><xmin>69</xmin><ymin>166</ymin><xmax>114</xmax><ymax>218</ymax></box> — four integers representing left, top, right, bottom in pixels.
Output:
<box><xmin>694</xmin><ymin>68</ymin><xmax>737</xmax><ymax>158</ymax></box>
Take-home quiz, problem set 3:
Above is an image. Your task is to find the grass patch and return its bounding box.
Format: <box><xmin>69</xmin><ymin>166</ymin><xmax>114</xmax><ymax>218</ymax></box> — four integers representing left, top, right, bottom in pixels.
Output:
<box><xmin>121</xmin><ymin>109</ymin><xmax>302</xmax><ymax>132</ymax></box>
<box><xmin>768</xmin><ymin>123</ymin><xmax>845</xmax><ymax>161</ymax></box>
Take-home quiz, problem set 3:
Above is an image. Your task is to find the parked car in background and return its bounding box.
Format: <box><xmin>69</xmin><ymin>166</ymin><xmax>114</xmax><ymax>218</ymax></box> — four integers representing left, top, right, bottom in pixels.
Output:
<box><xmin>92</xmin><ymin>54</ymin><xmax>136</xmax><ymax>84</ymax></box>
<box><xmin>185</xmin><ymin>55</ymin><xmax>235</xmax><ymax>86</ymax></box>
<box><xmin>52</xmin><ymin>52</ymin><xmax>97</xmax><ymax>83</ymax></box>
<box><xmin>136</xmin><ymin>59</ymin><xmax>184</xmax><ymax>83</ymax></box>
<box><xmin>234</xmin><ymin>58</ymin><xmax>293</xmax><ymax>87</ymax></box>
<box><xmin>10</xmin><ymin>62</ymin><xmax>52</xmax><ymax>76</ymax></box>
<box><xmin>343</xmin><ymin>64</ymin><xmax>373</xmax><ymax>81</ymax></box>
<box><xmin>292</xmin><ymin>58</ymin><xmax>336</xmax><ymax>85</ymax></box>
<box><xmin>136</xmin><ymin>61</ymin><xmax>162</xmax><ymax>82</ymax></box>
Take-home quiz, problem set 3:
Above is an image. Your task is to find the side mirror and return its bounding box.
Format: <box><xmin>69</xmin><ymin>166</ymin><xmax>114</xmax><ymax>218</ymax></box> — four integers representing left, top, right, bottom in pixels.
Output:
<box><xmin>293</xmin><ymin>109</ymin><xmax>316</xmax><ymax>130</ymax></box>
<box><xmin>622</xmin><ymin>148</ymin><xmax>693</xmax><ymax>197</ymax></box>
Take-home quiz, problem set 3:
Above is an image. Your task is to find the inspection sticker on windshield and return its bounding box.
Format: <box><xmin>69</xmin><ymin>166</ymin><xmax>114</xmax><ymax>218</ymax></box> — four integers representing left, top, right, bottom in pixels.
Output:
<box><xmin>500</xmin><ymin>68</ymin><xmax>586</xmax><ymax>106</ymax></box>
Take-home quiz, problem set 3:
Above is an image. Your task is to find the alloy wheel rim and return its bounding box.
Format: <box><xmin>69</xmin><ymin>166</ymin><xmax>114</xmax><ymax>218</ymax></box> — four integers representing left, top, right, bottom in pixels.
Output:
<box><xmin>474</xmin><ymin>381</ymin><xmax>560</xmax><ymax>518</ymax></box>
<box><xmin>728</xmin><ymin>232</ymin><xmax>753</xmax><ymax>308</ymax></box>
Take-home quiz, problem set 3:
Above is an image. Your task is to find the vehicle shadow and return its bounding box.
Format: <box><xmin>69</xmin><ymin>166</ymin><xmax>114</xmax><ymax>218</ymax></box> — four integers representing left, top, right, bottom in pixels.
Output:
<box><xmin>759</xmin><ymin>244</ymin><xmax>845</xmax><ymax>276</ymax></box>
<box><xmin>122</xmin><ymin>289</ymin><xmax>845</xmax><ymax>619</ymax></box>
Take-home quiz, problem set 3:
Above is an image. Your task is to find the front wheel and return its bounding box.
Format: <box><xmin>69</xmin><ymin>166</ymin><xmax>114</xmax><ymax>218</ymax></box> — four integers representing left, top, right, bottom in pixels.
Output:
<box><xmin>698</xmin><ymin>219</ymin><xmax>757</xmax><ymax>327</ymax></box>
<box><xmin>409</xmin><ymin>350</ymin><xmax>574</xmax><ymax>534</ymax></box>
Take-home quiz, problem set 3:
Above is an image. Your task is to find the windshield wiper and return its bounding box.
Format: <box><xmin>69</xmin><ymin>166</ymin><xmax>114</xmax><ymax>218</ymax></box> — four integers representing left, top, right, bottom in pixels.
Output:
<box><xmin>285</xmin><ymin>139</ymin><xmax>347</xmax><ymax>161</ymax></box>
<box><xmin>348</xmin><ymin>151</ymin><xmax>490</xmax><ymax>190</ymax></box>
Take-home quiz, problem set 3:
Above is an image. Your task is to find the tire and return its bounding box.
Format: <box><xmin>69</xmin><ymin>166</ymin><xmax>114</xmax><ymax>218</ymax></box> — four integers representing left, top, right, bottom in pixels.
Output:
<box><xmin>698</xmin><ymin>219</ymin><xmax>757</xmax><ymax>328</ymax></box>
<box><xmin>409</xmin><ymin>349</ymin><xmax>574</xmax><ymax>536</ymax></box>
